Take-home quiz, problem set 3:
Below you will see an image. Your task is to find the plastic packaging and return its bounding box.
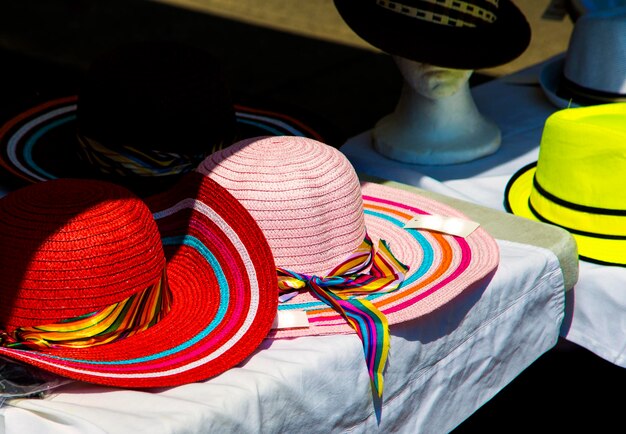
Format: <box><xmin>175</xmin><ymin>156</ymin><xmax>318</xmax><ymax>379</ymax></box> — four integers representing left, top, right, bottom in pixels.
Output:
<box><xmin>0</xmin><ymin>356</ymin><xmax>73</xmax><ymax>407</ymax></box>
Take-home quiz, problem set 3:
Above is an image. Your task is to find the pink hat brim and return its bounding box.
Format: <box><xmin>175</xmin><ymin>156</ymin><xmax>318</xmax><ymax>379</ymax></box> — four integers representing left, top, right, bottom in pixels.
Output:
<box><xmin>271</xmin><ymin>181</ymin><xmax>499</xmax><ymax>338</ymax></box>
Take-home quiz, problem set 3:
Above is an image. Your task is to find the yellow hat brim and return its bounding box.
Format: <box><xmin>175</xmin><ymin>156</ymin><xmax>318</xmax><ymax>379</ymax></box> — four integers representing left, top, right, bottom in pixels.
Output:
<box><xmin>505</xmin><ymin>163</ymin><xmax>626</xmax><ymax>267</ymax></box>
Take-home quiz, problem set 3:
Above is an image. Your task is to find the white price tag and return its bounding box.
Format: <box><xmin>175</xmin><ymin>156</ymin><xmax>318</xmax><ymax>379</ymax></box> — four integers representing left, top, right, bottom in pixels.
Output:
<box><xmin>403</xmin><ymin>214</ymin><xmax>480</xmax><ymax>238</ymax></box>
<box><xmin>272</xmin><ymin>310</ymin><xmax>310</xmax><ymax>329</ymax></box>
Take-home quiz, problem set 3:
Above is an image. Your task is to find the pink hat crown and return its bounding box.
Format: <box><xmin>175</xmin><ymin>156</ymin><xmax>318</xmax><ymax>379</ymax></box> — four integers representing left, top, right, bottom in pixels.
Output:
<box><xmin>197</xmin><ymin>136</ymin><xmax>366</xmax><ymax>275</ymax></box>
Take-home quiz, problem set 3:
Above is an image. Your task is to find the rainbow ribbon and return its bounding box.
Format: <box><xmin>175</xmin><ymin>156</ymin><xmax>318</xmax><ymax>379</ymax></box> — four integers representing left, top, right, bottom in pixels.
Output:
<box><xmin>1</xmin><ymin>271</ymin><xmax>172</xmax><ymax>350</ymax></box>
<box><xmin>77</xmin><ymin>135</ymin><xmax>216</xmax><ymax>177</ymax></box>
<box><xmin>277</xmin><ymin>233</ymin><xmax>409</xmax><ymax>397</ymax></box>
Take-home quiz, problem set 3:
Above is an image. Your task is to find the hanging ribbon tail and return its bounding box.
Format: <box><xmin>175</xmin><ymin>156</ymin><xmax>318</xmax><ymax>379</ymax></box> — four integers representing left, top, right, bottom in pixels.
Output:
<box><xmin>306</xmin><ymin>280</ymin><xmax>389</xmax><ymax>397</ymax></box>
<box><xmin>276</xmin><ymin>233</ymin><xmax>411</xmax><ymax>398</ymax></box>
<box><xmin>372</xmin><ymin>239</ymin><xmax>409</xmax><ymax>279</ymax></box>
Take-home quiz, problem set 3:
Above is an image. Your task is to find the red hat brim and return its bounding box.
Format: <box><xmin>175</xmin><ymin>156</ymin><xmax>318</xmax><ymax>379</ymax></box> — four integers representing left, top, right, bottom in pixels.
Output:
<box><xmin>0</xmin><ymin>171</ymin><xmax>278</xmax><ymax>388</ymax></box>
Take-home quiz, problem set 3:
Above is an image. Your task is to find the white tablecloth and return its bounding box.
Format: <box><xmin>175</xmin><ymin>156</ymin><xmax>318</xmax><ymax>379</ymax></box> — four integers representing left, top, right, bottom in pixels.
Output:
<box><xmin>0</xmin><ymin>58</ymin><xmax>570</xmax><ymax>433</ymax></box>
<box><xmin>341</xmin><ymin>54</ymin><xmax>626</xmax><ymax>368</ymax></box>
<box><xmin>1</xmin><ymin>240</ymin><xmax>563</xmax><ymax>433</ymax></box>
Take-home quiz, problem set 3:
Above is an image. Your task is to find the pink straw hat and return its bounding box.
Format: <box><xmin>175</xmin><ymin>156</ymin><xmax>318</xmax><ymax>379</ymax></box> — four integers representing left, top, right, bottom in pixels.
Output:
<box><xmin>197</xmin><ymin>136</ymin><xmax>499</xmax><ymax>395</ymax></box>
<box><xmin>200</xmin><ymin>135</ymin><xmax>366</xmax><ymax>276</ymax></box>
<box><xmin>198</xmin><ymin>136</ymin><xmax>499</xmax><ymax>330</ymax></box>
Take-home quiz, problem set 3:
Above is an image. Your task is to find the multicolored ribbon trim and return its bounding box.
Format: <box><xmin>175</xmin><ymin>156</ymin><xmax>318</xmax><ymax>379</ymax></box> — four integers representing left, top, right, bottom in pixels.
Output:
<box><xmin>77</xmin><ymin>134</ymin><xmax>215</xmax><ymax>177</ymax></box>
<box><xmin>277</xmin><ymin>233</ymin><xmax>409</xmax><ymax>397</ymax></box>
<box><xmin>0</xmin><ymin>271</ymin><xmax>172</xmax><ymax>350</ymax></box>
<box><xmin>376</xmin><ymin>0</ymin><xmax>498</xmax><ymax>28</ymax></box>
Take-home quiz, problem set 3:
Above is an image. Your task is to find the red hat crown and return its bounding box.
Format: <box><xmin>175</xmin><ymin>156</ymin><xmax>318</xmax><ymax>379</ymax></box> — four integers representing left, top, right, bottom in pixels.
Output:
<box><xmin>0</xmin><ymin>179</ymin><xmax>165</xmax><ymax>332</ymax></box>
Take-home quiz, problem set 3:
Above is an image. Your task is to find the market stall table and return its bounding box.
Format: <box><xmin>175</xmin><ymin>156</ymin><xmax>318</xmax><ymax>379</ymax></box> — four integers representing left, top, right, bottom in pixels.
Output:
<box><xmin>0</xmin><ymin>54</ymin><xmax>571</xmax><ymax>433</ymax></box>
<box><xmin>0</xmin><ymin>176</ymin><xmax>569</xmax><ymax>432</ymax></box>
<box><xmin>342</xmin><ymin>53</ymin><xmax>626</xmax><ymax>368</ymax></box>
<box><xmin>0</xmin><ymin>237</ymin><xmax>563</xmax><ymax>433</ymax></box>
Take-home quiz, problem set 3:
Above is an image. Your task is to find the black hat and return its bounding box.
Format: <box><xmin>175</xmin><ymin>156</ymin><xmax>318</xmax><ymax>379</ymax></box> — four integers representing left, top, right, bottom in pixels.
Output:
<box><xmin>75</xmin><ymin>40</ymin><xmax>236</xmax><ymax>194</ymax></box>
<box><xmin>0</xmin><ymin>41</ymin><xmax>341</xmax><ymax>197</ymax></box>
<box><xmin>334</xmin><ymin>0</ymin><xmax>531</xmax><ymax>70</ymax></box>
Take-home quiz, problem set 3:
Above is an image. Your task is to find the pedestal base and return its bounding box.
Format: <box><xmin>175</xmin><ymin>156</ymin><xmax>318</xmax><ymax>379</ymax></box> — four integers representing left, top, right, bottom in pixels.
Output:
<box><xmin>372</xmin><ymin>114</ymin><xmax>502</xmax><ymax>165</ymax></box>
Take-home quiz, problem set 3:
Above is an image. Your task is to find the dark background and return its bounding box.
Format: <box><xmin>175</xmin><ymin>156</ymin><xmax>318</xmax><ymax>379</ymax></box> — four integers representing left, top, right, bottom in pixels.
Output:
<box><xmin>0</xmin><ymin>1</ymin><xmax>624</xmax><ymax>431</ymax></box>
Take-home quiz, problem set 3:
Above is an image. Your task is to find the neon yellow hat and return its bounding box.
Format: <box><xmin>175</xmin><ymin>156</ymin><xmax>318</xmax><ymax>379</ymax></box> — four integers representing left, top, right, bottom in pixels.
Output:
<box><xmin>505</xmin><ymin>102</ymin><xmax>626</xmax><ymax>266</ymax></box>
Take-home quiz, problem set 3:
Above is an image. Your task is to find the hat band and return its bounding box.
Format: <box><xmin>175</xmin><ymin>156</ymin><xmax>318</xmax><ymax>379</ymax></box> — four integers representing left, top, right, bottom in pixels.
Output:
<box><xmin>1</xmin><ymin>270</ymin><xmax>172</xmax><ymax>350</ymax></box>
<box><xmin>529</xmin><ymin>176</ymin><xmax>626</xmax><ymax>238</ymax></box>
<box><xmin>559</xmin><ymin>75</ymin><xmax>626</xmax><ymax>105</ymax></box>
<box><xmin>77</xmin><ymin>134</ymin><xmax>210</xmax><ymax>177</ymax></box>
<box><xmin>376</xmin><ymin>0</ymin><xmax>498</xmax><ymax>28</ymax></box>
<box><xmin>277</xmin><ymin>232</ymin><xmax>409</xmax><ymax>397</ymax></box>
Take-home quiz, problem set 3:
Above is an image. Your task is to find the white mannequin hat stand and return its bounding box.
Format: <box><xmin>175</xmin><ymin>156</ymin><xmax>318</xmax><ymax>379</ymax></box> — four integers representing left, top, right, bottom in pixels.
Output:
<box><xmin>373</xmin><ymin>56</ymin><xmax>501</xmax><ymax>165</ymax></box>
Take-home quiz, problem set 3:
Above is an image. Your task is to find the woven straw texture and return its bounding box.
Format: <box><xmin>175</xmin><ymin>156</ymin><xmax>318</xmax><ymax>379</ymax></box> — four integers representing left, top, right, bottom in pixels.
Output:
<box><xmin>0</xmin><ymin>179</ymin><xmax>163</xmax><ymax>329</ymax></box>
<box><xmin>197</xmin><ymin>136</ymin><xmax>500</xmax><ymax>338</ymax></box>
<box><xmin>273</xmin><ymin>182</ymin><xmax>500</xmax><ymax>338</ymax></box>
<box><xmin>198</xmin><ymin>135</ymin><xmax>367</xmax><ymax>276</ymax></box>
<box><xmin>0</xmin><ymin>172</ymin><xmax>278</xmax><ymax>388</ymax></box>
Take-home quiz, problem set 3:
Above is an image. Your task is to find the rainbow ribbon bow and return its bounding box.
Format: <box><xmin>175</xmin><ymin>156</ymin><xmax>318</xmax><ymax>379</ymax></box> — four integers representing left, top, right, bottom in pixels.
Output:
<box><xmin>277</xmin><ymin>233</ymin><xmax>409</xmax><ymax>397</ymax></box>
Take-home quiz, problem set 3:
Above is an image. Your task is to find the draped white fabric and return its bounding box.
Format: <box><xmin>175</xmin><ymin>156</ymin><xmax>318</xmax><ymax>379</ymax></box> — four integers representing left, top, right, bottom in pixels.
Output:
<box><xmin>342</xmin><ymin>54</ymin><xmax>626</xmax><ymax>368</ymax></box>
<box><xmin>0</xmin><ymin>57</ymin><xmax>576</xmax><ymax>433</ymax></box>
<box><xmin>1</xmin><ymin>240</ymin><xmax>563</xmax><ymax>433</ymax></box>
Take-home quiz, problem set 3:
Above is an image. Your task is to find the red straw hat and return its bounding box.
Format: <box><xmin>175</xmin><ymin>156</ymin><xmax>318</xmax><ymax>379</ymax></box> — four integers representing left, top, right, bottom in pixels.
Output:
<box><xmin>197</xmin><ymin>135</ymin><xmax>499</xmax><ymax>395</ymax></box>
<box><xmin>0</xmin><ymin>172</ymin><xmax>277</xmax><ymax>388</ymax></box>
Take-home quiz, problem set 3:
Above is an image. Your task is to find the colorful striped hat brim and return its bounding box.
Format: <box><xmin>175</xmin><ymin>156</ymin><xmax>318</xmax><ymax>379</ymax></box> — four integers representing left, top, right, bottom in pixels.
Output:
<box><xmin>0</xmin><ymin>172</ymin><xmax>277</xmax><ymax>388</ymax></box>
<box><xmin>198</xmin><ymin>136</ymin><xmax>499</xmax><ymax>336</ymax></box>
<box><xmin>0</xmin><ymin>96</ymin><xmax>335</xmax><ymax>193</ymax></box>
<box><xmin>198</xmin><ymin>135</ymin><xmax>499</xmax><ymax>397</ymax></box>
<box><xmin>271</xmin><ymin>182</ymin><xmax>499</xmax><ymax>337</ymax></box>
